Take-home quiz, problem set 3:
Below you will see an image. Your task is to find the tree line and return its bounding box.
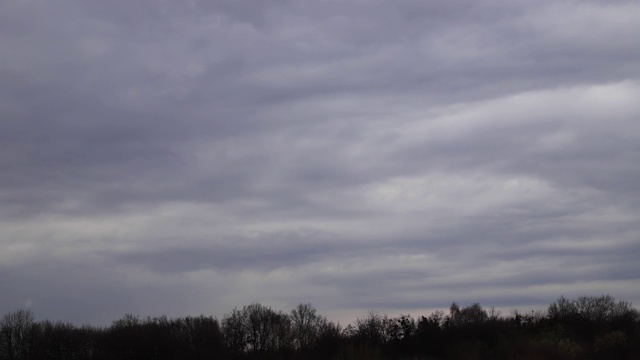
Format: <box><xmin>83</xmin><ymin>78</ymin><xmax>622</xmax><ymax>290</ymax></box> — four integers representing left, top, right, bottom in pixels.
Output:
<box><xmin>0</xmin><ymin>295</ymin><xmax>638</xmax><ymax>359</ymax></box>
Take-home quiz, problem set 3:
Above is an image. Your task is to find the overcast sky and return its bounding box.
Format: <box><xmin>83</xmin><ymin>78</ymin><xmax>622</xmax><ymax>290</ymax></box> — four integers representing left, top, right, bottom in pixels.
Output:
<box><xmin>1</xmin><ymin>0</ymin><xmax>640</xmax><ymax>325</ymax></box>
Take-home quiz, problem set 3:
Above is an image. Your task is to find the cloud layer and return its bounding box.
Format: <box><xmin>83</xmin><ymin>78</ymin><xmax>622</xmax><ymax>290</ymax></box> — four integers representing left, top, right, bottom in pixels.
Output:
<box><xmin>1</xmin><ymin>0</ymin><xmax>639</xmax><ymax>324</ymax></box>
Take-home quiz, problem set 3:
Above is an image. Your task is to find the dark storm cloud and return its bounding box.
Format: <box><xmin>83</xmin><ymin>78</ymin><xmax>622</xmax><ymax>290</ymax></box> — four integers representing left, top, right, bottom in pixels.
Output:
<box><xmin>1</xmin><ymin>0</ymin><xmax>639</xmax><ymax>323</ymax></box>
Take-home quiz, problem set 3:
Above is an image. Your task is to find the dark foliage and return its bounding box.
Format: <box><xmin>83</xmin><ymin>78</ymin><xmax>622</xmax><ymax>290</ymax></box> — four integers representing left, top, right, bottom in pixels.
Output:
<box><xmin>0</xmin><ymin>295</ymin><xmax>638</xmax><ymax>359</ymax></box>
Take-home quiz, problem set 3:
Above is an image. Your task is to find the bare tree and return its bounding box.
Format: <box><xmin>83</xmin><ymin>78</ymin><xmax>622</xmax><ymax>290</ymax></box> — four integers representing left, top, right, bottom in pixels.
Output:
<box><xmin>355</xmin><ymin>311</ymin><xmax>393</xmax><ymax>345</ymax></box>
<box><xmin>222</xmin><ymin>303</ymin><xmax>292</xmax><ymax>354</ymax></box>
<box><xmin>290</xmin><ymin>303</ymin><xmax>327</xmax><ymax>350</ymax></box>
<box><xmin>548</xmin><ymin>296</ymin><xmax>578</xmax><ymax>320</ymax></box>
<box><xmin>549</xmin><ymin>295</ymin><xmax>640</xmax><ymax>325</ymax></box>
<box><xmin>243</xmin><ymin>303</ymin><xmax>291</xmax><ymax>352</ymax></box>
<box><xmin>0</xmin><ymin>309</ymin><xmax>35</xmax><ymax>360</ymax></box>
<box><xmin>221</xmin><ymin>308</ymin><xmax>248</xmax><ymax>354</ymax></box>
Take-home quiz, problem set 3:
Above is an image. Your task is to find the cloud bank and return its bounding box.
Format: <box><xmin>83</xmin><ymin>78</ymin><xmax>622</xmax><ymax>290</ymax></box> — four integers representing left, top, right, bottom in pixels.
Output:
<box><xmin>1</xmin><ymin>0</ymin><xmax>639</xmax><ymax>324</ymax></box>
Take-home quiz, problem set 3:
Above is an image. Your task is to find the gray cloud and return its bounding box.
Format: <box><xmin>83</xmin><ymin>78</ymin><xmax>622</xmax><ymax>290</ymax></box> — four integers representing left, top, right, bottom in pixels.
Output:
<box><xmin>1</xmin><ymin>0</ymin><xmax>639</xmax><ymax>324</ymax></box>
